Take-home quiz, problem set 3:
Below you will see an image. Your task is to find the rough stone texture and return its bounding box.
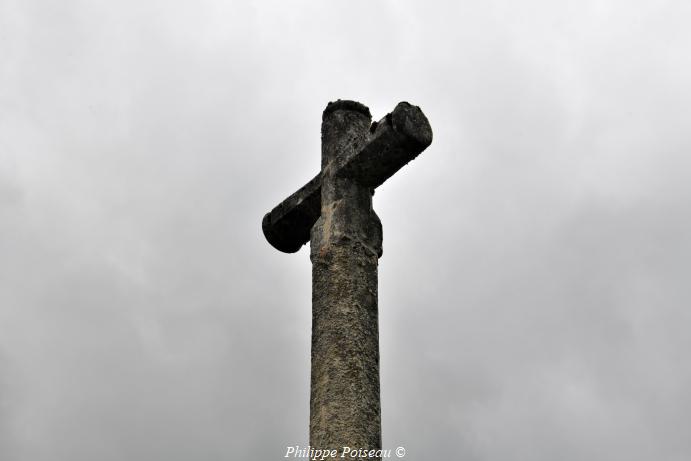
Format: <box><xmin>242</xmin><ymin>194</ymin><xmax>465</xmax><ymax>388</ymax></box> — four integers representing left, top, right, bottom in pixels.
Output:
<box><xmin>310</xmin><ymin>242</ymin><xmax>381</xmax><ymax>456</ymax></box>
<box><xmin>261</xmin><ymin>99</ymin><xmax>432</xmax><ymax>460</ymax></box>
<box><xmin>337</xmin><ymin>102</ymin><xmax>433</xmax><ymax>189</ymax></box>
<box><xmin>309</xmin><ymin>103</ymin><xmax>383</xmax><ymax>458</ymax></box>
<box><xmin>262</xmin><ymin>173</ymin><xmax>321</xmax><ymax>253</ymax></box>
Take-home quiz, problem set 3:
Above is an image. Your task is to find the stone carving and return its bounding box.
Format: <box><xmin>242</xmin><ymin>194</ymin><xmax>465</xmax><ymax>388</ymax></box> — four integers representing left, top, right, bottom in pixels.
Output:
<box><xmin>262</xmin><ymin>100</ymin><xmax>432</xmax><ymax>459</ymax></box>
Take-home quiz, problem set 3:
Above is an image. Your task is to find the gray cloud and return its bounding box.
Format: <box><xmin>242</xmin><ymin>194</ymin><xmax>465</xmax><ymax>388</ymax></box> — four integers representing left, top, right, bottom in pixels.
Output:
<box><xmin>1</xmin><ymin>0</ymin><xmax>690</xmax><ymax>460</ymax></box>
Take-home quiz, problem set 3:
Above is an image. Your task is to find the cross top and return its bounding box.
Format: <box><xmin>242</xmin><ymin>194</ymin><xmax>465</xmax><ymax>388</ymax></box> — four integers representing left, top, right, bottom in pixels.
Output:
<box><xmin>262</xmin><ymin>100</ymin><xmax>432</xmax><ymax>254</ymax></box>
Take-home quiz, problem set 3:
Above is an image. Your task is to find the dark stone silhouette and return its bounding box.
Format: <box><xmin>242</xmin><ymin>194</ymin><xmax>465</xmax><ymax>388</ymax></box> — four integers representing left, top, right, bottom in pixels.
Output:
<box><xmin>262</xmin><ymin>100</ymin><xmax>432</xmax><ymax>459</ymax></box>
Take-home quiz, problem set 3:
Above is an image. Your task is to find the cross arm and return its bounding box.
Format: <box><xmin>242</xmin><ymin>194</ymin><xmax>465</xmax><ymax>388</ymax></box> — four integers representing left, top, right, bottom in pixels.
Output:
<box><xmin>262</xmin><ymin>172</ymin><xmax>322</xmax><ymax>253</ymax></box>
<box><xmin>336</xmin><ymin>102</ymin><xmax>433</xmax><ymax>188</ymax></box>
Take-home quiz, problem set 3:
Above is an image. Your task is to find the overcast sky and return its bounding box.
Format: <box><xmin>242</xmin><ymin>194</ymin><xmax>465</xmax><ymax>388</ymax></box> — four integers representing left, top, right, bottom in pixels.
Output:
<box><xmin>1</xmin><ymin>1</ymin><xmax>690</xmax><ymax>460</ymax></box>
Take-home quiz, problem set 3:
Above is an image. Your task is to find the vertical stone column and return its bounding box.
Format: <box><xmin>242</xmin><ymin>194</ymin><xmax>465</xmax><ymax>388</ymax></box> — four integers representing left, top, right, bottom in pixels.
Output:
<box><xmin>309</xmin><ymin>101</ymin><xmax>383</xmax><ymax>458</ymax></box>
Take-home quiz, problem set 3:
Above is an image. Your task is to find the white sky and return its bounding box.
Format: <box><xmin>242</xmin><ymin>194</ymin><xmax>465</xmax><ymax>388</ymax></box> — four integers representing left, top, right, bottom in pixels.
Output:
<box><xmin>1</xmin><ymin>1</ymin><xmax>690</xmax><ymax>460</ymax></box>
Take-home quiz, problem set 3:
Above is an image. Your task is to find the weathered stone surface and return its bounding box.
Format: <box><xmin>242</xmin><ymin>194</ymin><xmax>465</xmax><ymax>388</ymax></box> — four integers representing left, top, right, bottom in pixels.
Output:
<box><xmin>310</xmin><ymin>241</ymin><xmax>381</xmax><ymax>455</ymax></box>
<box><xmin>261</xmin><ymin>99</ymin><xmax>432</xmax><ymax>461</ymax></box>
<box><xmin>337</xmin><ymin>102</ymin><xmax>433</xmax><ymax>188</ymax></box>
<box><xmin>262</xmin><ymin>173</ymin><xmax>321</xmax><ymax>253</ymax></box>
<box><xmin>309</xmin><ymin>103</ymin><xmax>382</xmax><ymax>458</ymax></box>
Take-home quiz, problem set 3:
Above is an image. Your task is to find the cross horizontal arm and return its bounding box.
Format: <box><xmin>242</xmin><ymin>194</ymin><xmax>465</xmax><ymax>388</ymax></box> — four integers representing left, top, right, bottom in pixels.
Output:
<box><xmin>337</xmin><ymin>102</ymin><xmax>433</xmax><ymax>188</ymax></box>
<box><xmin>262</xmin><ymin>173</ymin><xmax>322</xmax><ymax>253</ymax></box>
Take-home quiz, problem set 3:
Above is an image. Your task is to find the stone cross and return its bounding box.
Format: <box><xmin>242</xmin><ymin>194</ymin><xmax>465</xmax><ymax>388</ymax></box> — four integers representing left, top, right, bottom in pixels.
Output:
<box><xmin>262</xmin><ymin>100</ymin><xmax>432</xmax><ymax>457</ymax></box>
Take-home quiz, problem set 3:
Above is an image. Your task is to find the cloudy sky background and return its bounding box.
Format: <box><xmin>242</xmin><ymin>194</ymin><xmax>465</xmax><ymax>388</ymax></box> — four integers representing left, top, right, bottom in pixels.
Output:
<box><xmin>1</xmin><ymin>1</ymin><xmax>690</xmax><ymax>459</ymax></box>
